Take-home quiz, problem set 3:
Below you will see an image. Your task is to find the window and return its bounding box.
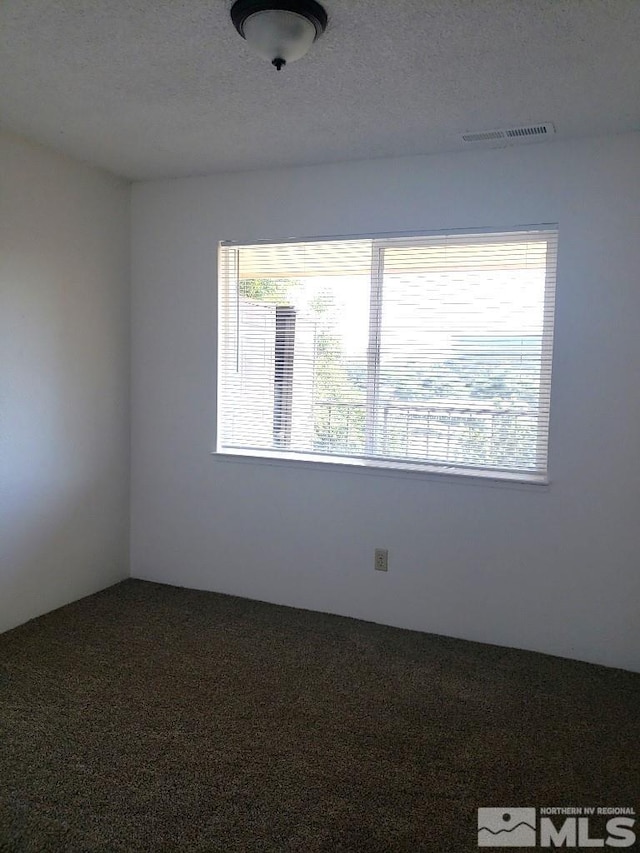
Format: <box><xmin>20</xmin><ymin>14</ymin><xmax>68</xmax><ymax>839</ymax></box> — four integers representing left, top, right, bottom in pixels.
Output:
<box><xmin>217</xmin><ymin>228</ymin><xmax>557</xmax><ymax>482</ymax></box>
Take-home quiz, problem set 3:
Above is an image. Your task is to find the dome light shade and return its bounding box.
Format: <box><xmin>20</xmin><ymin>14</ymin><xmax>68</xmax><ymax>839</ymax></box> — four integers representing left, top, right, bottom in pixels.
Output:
<box><xmin>231</xmin><ymin>0</ymin><xmax>328</xmax><ymax>70</ymax></box>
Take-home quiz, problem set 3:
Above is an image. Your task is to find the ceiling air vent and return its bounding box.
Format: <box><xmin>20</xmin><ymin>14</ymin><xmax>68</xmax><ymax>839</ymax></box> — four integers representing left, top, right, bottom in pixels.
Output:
<box><xmin>461</xmin><ymin>123</ymin><xmax>555</xmax><ymax>146</ymax></box>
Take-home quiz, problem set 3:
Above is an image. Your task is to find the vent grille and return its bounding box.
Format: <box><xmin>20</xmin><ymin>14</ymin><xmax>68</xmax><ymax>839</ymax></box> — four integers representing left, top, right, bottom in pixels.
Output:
<box><xmin>461</xmin><ymin>123</ymin><xmax>555</xmax><ymax>146</ymax></box>
<box><xmin>462</xmin><ymin>130</ymin><xmax>506</xmax><ymax>143</ymax></box>
<box><xmin>505</xmin><ymin>124</ymin><xmax>550</xmax><ymax>138</ymax></box>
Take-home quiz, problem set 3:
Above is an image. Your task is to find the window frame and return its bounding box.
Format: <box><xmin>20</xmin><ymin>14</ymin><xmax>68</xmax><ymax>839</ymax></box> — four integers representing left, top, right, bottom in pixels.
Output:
<box><xmin>215</xmin><ymin>225</ymin><xmax>558</xmax><ymax>486</ymax></box>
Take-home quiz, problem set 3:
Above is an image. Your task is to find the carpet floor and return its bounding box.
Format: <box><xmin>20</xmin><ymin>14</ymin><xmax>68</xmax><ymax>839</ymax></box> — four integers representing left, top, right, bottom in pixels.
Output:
<box><xmin>0</xmin><ymin>579</ymin><xmax>638</xmax><ymax>852</ymax></box>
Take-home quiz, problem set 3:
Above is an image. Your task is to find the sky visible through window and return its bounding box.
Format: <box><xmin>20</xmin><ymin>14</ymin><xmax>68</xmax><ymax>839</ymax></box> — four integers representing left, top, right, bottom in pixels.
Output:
<box><xmin>287</xmin><ymin>268</ymin><xmax>545</xmax><ymax>357</ymax></box>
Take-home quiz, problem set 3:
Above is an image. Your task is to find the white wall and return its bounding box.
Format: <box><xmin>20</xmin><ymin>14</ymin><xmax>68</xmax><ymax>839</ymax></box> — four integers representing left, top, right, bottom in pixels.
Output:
<box><xmin>131</xmin><ymin>133</ymin><xmax>640</xmax><ymax>672</ymax></box>
<box><xmin>0</xmin><ymin>130</ymin><xmax>130</xmax><ymax>632</ymax></box>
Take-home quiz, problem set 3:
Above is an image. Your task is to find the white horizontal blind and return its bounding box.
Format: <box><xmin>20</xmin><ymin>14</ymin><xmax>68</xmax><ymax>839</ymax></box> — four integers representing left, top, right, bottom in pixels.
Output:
<box><xmin>218</xmin><ymin>228</ymin><xmax>557</xmax><ymax>481</ymax></box>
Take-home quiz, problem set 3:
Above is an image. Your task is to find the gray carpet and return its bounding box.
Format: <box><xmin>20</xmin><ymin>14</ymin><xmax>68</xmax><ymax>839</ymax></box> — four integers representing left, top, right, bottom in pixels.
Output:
<box><xmin>0</xmin><ymin>579</ymin><xmax>638</xmax><ymax>852</ymax></box>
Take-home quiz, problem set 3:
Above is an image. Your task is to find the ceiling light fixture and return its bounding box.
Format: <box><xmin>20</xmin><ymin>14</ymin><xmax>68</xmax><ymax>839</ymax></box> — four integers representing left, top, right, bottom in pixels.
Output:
<box><xmin>230</xmin><ymin>0</ymin><xmax>328</xmax><ymax>71</ymax></box>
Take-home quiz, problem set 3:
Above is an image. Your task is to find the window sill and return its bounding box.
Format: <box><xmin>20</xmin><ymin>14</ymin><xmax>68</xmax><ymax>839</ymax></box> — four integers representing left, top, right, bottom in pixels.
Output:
<box><xmin>212</xmin><ymin>448</ymin><xmax>550</xmax><ymax>490</ymax></box>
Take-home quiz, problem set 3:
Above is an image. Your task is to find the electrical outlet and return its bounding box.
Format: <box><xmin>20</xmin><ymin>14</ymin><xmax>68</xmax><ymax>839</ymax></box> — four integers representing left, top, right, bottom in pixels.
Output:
<box><xmin>374</xmin><ymin>548</ymin><xmax>388</xmax><ymax>572</ymax></box>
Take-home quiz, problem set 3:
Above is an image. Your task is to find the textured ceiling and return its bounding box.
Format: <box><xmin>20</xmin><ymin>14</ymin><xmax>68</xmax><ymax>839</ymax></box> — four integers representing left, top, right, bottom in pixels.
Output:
<box><xmin>1</xmin><ymin>0</ymin><xmax>639</xmax><ymax>180</ymax></box>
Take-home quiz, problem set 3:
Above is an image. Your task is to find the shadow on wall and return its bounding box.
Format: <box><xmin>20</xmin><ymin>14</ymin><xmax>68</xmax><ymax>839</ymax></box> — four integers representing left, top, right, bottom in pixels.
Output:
<box><xmin>0</xmin><ymin>260</ymin><xmax>128</xmax><ymax>634</ymax></box>
<box><xmin>0</xmin><ymin>473</ymin><xmax>127</xmax><ymax>634</ymax></box>
<box><xmin>0</xmin><ymin>127</ymin><xmax>130</xmax><ymax>634</ymax></box>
